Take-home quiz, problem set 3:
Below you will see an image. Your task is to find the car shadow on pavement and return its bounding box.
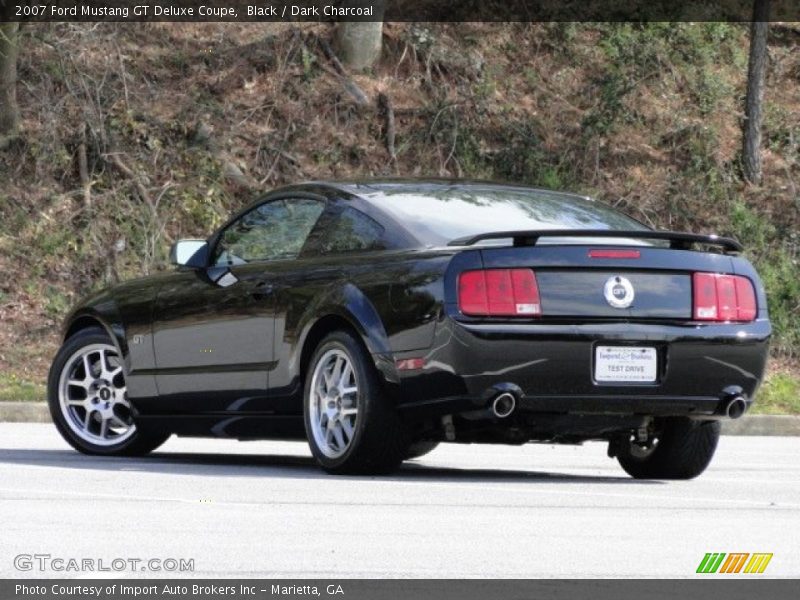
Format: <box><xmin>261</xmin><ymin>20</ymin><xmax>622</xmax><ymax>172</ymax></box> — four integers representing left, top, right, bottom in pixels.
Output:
<box><xmin>0</xmin><ymin>448</ymin><xmax>660</xmax><ymax>485</ymax></box>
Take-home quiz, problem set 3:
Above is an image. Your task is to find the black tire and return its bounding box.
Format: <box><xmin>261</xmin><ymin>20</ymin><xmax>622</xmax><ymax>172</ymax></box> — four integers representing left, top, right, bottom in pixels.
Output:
<box><xmin>404</xmin><ymin>440</ymin><xmax>440</xmax><ymax>461</ymax></box>
<box><xmin>48</xmin><ymin>327</ymin><xmax>170</xmax><ymax>457</ymax></box>
<box><xmin>616</xmin><ymin>418</ymin><xmax>721</xmax><ymax>480</ymax></box>
<box><xmin>303</xmin><ymin>330</ymin><xmax>410</xmax><ymax>475</ymax></box>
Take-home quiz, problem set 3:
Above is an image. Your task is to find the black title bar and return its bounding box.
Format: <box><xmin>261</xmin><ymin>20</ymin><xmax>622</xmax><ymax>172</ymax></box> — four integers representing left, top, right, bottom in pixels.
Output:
<box><xmin>2</xmin><ymin>0</ymin><xmax>800</xmax><ymax>22</ymax></box>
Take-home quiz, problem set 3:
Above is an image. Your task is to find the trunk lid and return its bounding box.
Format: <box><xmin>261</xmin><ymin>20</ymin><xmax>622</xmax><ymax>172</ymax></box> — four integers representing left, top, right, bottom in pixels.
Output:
<box><xmin>471</xmin><ymin>244</ymin><xmax>736</xmax><ymax>321</ymax></box>
<box><xmin>535</xmin><ymin>270</ymin><xmax>691</xmax><ymax>318</ymax></box>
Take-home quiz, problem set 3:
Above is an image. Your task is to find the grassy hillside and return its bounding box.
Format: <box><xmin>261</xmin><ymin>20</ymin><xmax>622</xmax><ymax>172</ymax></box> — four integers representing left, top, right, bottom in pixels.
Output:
<box><xmin>0</xmin><ymin>22</ymin><xmax>798</xmax><ymax>408</ymax></box>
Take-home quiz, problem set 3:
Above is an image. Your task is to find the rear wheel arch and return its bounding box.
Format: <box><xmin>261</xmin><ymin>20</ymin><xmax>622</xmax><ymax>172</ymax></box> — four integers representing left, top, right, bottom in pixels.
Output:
<box><xmin>296</xmin><ymin>283</ymin><xmax>394</xmax><ymax>381</ymax></box>
<box><xmin>299</xmin><ymin>314</ymin><xmax>365</xmax><ymax>382</ymax></box>
<box><xmin>297</xmin><ymin>311</ymin><xmax>401</xmax><ymax>418</ymax></box>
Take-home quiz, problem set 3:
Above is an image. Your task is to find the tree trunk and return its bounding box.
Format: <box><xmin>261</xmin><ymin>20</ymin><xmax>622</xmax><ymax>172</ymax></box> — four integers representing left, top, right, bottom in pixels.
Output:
<box><xmin>0</xmin><ymin>21</ymin><xmax>20</xmax><ymax>149</ymax></box>
<box><xmin>742</xmin><ymin>0</ymin><xmax>770</xmax><ymax>185</ymax></box>
<box><xmin>335</xmin><ymin>1</ymin><xmax>384</xmax><ymax>71</ymax></box>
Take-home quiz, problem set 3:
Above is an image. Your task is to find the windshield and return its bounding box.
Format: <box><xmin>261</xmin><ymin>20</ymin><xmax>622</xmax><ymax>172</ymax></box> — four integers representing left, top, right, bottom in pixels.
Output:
<box><xmin>362</xmin><ymin>185</ymin><xmax>649</xmax><ymax>246</ymax></box>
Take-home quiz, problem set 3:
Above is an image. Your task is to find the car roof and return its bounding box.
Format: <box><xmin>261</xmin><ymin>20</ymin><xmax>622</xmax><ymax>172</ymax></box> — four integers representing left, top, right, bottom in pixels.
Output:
<box><xmin>320</xmin><ymin>178</ymin><xmax>595</xmax><ymax>204</ymax></box>
<box><xmin>250</xmin><ymin>179</ymin><xmax>644</xmax><ymax>249</ymax></box>
<box><xmin>254</xmin><ymin>179</ymin><xmax>595</xmax><ymax>211</ymax></box>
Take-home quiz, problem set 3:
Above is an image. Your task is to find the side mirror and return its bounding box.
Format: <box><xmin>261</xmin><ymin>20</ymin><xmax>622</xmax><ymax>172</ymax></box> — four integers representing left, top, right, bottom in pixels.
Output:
<box><xmin>169</xmin><ymin>240</ymin><xmax>209</xmax><ymax>269</ymax></box>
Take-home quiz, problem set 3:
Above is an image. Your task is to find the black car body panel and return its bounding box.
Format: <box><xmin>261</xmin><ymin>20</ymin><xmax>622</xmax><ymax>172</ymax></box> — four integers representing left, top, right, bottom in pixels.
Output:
<box><xmin>60</xmin><ymin>180</ymin><xmax>771</xmax><ymax>443</ymax></box>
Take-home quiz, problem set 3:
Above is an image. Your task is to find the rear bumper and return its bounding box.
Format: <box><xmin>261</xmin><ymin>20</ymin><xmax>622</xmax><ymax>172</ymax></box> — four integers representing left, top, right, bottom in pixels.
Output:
<box><xmin>394</xmin><ymin>317</ymin><xmax>770</xmax><ymax>419</ymax></box>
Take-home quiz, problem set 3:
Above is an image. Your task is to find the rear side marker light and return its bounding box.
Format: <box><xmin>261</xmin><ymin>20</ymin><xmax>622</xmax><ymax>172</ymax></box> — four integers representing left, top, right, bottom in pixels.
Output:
<box><xmin>693</xmin><ymin>272</ymin><xmax>757</xmax><ymax>322</ymax></box>
<box><xmin>588</xmin><ymin>249</ymin><xmax>641</xmax><ymax>259</ymax></box>
<box><xmin>458</xmin><ymin>269</ymin><xmax>541</xmax><ymax>317</ymax></box>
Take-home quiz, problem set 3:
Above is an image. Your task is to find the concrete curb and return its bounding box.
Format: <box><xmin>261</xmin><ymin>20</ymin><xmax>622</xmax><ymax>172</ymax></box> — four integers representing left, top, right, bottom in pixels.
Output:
<box><xmin>720</xmin><ymin>414</ymin><xmax>800</xmax><ymax>436</ymax></box>
<box><xmin>0</xmin><ymin>402</ymin><xmax>52</xmax><ymax>423</ymax></box>
<box><xmin>0</xmin><ymin>402</ymin><xmax>798</xmax><ymax>435</ymax></box>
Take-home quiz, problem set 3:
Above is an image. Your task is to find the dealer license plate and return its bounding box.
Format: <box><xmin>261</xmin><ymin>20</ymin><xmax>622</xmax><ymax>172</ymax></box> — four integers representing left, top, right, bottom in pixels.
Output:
<box><xmin>594</xmin><ymin>346</ymin><xmax>657</xmax><ymax>383</ymax></box>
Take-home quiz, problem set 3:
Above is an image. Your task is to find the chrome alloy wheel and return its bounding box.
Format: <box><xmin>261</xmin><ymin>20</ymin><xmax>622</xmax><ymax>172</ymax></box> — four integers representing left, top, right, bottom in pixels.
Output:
<box><xmin>58</xmin><ymin>343</ymin><xmax>136</xmax><ymax>446</ymax></box>
<box><xmin>308</xmin><ymin>348</ymin><xmax>359</xmax><ymax>458</ymax></box>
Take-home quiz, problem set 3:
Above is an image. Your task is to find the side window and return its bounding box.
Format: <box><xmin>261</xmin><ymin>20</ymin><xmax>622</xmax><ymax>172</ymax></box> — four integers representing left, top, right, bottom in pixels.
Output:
<box><xmin>214</xmin><ymin>198</ymin><xmax>324</xmax><ymax>265</ymax></box>
<box><xmin>313</xmin><ymin>206</ymin><xmax>386</xmax><ymax>255</ymax></box>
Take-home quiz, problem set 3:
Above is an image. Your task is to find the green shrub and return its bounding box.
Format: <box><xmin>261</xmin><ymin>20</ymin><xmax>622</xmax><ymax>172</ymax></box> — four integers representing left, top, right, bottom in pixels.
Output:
<box><xmin>45</xmin><ymin>286</ymin><xmax>72</xmax><ymax>319</ymax></box>
<box><xmin>730</xmin><ymin>202</ymin><xmax>800</xmax><ymax>357</ymax></box>
<box><xmin>583</xmin><ymin>23</ymin><xmax>742</xmax><ymax>137</ymax></box>
<box><xmin>0</xmin><ymin>374</ymin><xmax>46</xmax><ymax>403</ymax></box>
<box><xmin>753</xmin><ymin>372</ymin><xmax>800</xmax><ymax>415</ymax></box>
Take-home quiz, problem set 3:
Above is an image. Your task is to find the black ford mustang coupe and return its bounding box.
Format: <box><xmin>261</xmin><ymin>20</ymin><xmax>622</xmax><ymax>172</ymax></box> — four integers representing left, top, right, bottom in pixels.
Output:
<box><xmin>48</xmin><ymin>180</ymin><xmax>770</xmax><ymax>477</ymax></box>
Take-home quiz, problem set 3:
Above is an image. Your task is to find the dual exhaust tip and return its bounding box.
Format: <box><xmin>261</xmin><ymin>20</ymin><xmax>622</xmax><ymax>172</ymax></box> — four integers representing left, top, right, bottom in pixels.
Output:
<box><xmin>725</xmin><ymin>395</ymin><xmax>747</xmax><ymax>420</ymax></box>
<box><xmin>491</xmin><ymin>392</ymin><xmax>517</xmax><ymax>419</ymax></box>
<box><xmin>488</xmin><ymin>390</ymin><xmax>747</xmax><ymax>420</ymax></box>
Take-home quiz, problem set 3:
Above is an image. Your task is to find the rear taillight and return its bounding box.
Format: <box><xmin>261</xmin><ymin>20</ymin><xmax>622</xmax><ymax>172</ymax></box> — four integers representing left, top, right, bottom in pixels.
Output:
<box><xmin>458</xmin><ymin>269</ymin><xmax>541</xmax><ymax>317</ymax></box>
<box><xmin>693</xmin><ymin>273</ymin><xmax>757</xmax><ymax>322</ymax></box>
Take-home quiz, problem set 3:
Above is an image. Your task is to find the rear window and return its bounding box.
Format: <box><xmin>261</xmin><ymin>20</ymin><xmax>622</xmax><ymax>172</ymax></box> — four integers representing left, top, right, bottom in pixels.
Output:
<box><xmin>363</xmin><ymin>186</ymin><xmax>649</xmax><ymax>246</ymax></box>
<box><xmin>315</xmin><ymin>206</ymin><xmax>385</xmax><ymax>255</ymax></box>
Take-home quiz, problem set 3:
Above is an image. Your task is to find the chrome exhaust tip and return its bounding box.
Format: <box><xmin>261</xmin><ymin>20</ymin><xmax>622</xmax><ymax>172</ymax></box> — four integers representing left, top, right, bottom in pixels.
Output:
<box><xmin>725</xmin><ymin>396</ymin><xmax>747</xmax><ymax>420</ymax></box>
<box><xmin>491</xmin><ymin>392</ymin><xmax>516</xmax><ymax>419</ymax></box>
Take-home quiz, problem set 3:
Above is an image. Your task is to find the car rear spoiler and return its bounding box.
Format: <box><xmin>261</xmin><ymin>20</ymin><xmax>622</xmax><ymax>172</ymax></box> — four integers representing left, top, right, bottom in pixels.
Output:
<box><xmin>447</xmin><ymin>229</ymin><xmax>743</xmax><ymax>253</ymax></box>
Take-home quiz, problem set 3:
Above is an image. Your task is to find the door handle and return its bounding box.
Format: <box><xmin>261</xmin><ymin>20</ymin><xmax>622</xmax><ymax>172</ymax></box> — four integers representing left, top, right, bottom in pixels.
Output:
<box><xmin>251</xmin><ymin>281</ymin><xmax>274</xmax><ymax>299</ymax></box>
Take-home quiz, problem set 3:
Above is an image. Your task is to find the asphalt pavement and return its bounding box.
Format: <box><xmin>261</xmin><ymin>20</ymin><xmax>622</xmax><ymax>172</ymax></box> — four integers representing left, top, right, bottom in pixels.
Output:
<box><xmin>0</xmin><ymin>423</ymin><xmax>798</xmax><ymax>578</ymax></box>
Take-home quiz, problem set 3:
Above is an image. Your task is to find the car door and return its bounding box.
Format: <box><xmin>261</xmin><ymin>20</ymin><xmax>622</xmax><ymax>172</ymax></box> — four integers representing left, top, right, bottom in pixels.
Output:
<box><xmin>150</xmin><ymin>195</ymin><xmax>326</xmax><ymax>414</ymax></box>
<box><xmin>267</xmin><ymin>202</ymin><xmax>393</xmax><ymax>397</ymax></box>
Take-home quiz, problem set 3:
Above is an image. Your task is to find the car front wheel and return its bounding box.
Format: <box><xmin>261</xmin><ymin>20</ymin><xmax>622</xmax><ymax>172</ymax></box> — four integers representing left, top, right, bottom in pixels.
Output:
<box><xmin>303</xmin><ymin>330</ymin><xmax>409</xmax><ymax>475</ymax></box>
<box><xmin>615</xmin><ymin>418</ymin><xmax>721</xmax><ymax>480</ymax></box>
<box><xmin>48</xmin><ymin>328</ymin><xmax>170</xmax><ymax>456</ymax></box>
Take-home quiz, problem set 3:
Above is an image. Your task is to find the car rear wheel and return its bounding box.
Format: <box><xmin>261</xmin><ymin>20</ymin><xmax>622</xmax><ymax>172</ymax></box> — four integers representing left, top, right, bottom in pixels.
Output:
<box><xmin>303</xmin><ymin>330</ymin><xmax>409</xmax><ymax>474</ymax></box>
<box><xmin>615</xmin><ymin>418</ymin><xmax>720</xmax><ymax>480</ymax></box>
<box><xmin>48</xmin><ymin>328</ymin><xmax>170</xmax><ymax>456</ymax></box>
